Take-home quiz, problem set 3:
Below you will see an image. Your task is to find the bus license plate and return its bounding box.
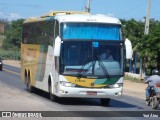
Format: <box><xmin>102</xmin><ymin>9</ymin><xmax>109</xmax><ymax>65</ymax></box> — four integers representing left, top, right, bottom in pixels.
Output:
<box><xmin>87</xmin><ymin>92</ymin><xmax>97</xmax><ymax>95</ymax></box>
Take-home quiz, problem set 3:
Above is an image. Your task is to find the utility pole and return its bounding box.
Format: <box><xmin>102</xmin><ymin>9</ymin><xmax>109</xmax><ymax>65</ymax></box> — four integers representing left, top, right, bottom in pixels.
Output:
<box><xmin>85</xmin><ymin>0</ymin><xmax>91</xmax><ymax>13</ymax></box>
<box><xmin>140</xmin><ymin>0</ymin><xmax>152</xmax><ymax>79</ymax></box>
<box><xmin>144</xmin><ymin>0</ymin><xmax>152</xmax><ymax>35</ymax></box>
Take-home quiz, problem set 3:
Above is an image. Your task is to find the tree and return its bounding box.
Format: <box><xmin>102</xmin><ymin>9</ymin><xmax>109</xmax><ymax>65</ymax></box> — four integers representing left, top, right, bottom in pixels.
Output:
<box><xmin>121</xmin><ymin>19</ymin><xmax>144</xmax><ymax>48</ymax></box>
<box><xmin>134</xmin><ymin>20</ymin><xmax>160</xmax><ymax>76</ymax></box>
<box><xmin>2</xmin><ymin>19</ymin><xmax>25</xmax><ymax>50</ymax></box>
<box><xmin>121</xmin><ymin>18</ymin><xmax>160</xmax><ymax>73</ymax></box>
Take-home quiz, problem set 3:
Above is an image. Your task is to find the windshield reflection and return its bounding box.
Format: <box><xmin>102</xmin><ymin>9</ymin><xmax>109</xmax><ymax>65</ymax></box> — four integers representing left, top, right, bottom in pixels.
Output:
<box><xmin>60</xmin><ymin>41</ymin><xmax>123</xmax><ymax>78</ymax></box>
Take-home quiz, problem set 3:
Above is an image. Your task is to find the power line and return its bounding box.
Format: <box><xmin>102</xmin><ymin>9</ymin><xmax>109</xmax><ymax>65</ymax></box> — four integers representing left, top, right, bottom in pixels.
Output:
<box><xmin>118</xmin><ymin>0</ymin><xmax>146</xmax><ymax>17</ymax></box>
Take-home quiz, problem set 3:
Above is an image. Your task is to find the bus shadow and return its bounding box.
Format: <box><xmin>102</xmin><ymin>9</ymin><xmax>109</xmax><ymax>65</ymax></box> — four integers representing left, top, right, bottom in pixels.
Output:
<box><xmin>28</xmin><ymin>88</ymin><xmax>142</xmax><ymax>109</ymax></box>
<box><xmin>59</xmin><ymin>98</ymin><xmax>141</xmax><ymax>109</ymax></box>
<box><xmin>108</xmin><ymin>99</ymin><xmax>144</xmax><ymax>109</ymax></box>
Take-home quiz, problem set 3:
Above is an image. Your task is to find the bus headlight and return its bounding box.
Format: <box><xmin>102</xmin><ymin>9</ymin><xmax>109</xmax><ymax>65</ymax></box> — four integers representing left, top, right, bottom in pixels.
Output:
<box><xmin>109</xmin><ymin>83</ymin><xmax>123</xmax><ymax>88</ymax></box>
<box><xmin>60</xmin><ymin>81</ymin><xmax>76</xmax><ymax>87</ymax></box>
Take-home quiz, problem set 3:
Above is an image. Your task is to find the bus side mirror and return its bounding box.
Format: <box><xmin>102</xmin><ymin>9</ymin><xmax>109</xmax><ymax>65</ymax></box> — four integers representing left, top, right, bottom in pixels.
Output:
<box><xmin>54</xmin><ymin>36</ymin><xmax>61</xmax><ymax>57</ymax></box>
<box><xmin>125</xmin><ymin>38</ymin><xmax>133</xmax><ymax>59</ymax></box>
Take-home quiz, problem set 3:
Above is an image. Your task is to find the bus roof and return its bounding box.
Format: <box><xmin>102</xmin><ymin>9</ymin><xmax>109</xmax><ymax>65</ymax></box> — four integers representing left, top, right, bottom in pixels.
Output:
<box><xmin>55</xmin><ymin>14</ymin><xmax>121</xmax><ymax>24</ymax></box>
<box><xmin>23</xmin><ymin>11</ymin><xmax>121</xmax><ymax>25</ymax></box>
<box><xmin>41</xmin><ymin>11</ymin><xmax>88</xmax><ymax>18</ymax></box>
<box><xmin>23</xmin><ymin>17</ymin><xmax>47</xmax><ymax>23</ymax></box>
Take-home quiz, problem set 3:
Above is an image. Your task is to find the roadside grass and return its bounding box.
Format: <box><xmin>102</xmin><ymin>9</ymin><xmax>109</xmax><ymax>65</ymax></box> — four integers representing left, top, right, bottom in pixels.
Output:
<box><xmin>124</xmin><ymin>75</ymin><xmax>144</xmax><ymax>83</ymax></box>
<box><xmin>0</xmin><ymin>36</ymin><xmax>20</xmax><ymax>60</ymax></box>
<box><xmin>0</xmin><ymin>49</ymin><xmax>20</xmax><ymax>60</ymax></box>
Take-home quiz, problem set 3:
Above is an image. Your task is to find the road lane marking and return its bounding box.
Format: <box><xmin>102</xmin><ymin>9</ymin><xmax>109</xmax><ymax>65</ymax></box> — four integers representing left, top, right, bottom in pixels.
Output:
<box><xmin>3</xmin><ymin>69</ymin><xmax>20</xmax><ymax>76</ymax></box>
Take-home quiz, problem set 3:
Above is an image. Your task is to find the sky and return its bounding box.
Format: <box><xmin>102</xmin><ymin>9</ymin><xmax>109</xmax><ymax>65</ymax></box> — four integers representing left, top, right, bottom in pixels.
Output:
<box><xmin>0</xmin><ymin>0</ymin><xmax>160</xmax><ymax>21</ymax></box>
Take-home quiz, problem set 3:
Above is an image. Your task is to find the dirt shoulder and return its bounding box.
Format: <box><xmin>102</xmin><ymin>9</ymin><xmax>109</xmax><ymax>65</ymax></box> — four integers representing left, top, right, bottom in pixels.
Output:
<box><xmin>3</xmin><ymin>60</ymin><xmax>21</xmax><ymax>68</ymax></box>
<box><xmin>3</xmin><ymin>60</ymin><xmax>147</xmax><ymax>100</ymax></box>
<box><xmin>123</xmin><ymin>80</ymin><xmax>147</xmax><ymax>100</ymax></box>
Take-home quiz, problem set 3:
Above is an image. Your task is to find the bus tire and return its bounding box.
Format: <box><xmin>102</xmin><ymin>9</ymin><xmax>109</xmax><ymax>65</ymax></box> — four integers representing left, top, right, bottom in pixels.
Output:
<box><xmin>26</xmin><ymin>75</ymin><xmax>34</xmax><ymax>93</ymax></box>
<box><xmin>49</xmin><ymin>84</ymin><xmax>58</xmax><ymax>102</ymax></box>
<box><xmin>100</xmin><ymin>98</ymin><xmax>110</xmax><ymax>106</ymax></box>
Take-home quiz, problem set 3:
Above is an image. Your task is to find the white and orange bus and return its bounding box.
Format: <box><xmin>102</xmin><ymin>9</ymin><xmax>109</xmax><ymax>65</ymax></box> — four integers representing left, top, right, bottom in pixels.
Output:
<box><xmin>21</xmin><ymin>11</ymin><xmax>132</xmax><ymax>106</ymax></box>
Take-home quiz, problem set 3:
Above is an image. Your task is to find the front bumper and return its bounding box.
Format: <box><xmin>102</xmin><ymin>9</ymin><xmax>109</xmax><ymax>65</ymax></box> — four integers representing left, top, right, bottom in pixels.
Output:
<box><xmin>57</xmin><ymin>86</ymin><xmax>123</xmax><ymax>98</ymax></box>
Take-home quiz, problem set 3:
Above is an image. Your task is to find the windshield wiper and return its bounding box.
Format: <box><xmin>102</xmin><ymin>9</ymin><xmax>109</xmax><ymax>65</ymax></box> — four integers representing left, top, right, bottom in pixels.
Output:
<box><xmin>76</xmin><ymin>55</ymin><xmax>110</xmax><ymax>79</ymax></box>
<box><xmin>76</xmin><ymin>64</ymin><xmax>86</xmax><ymax>78</ymax></box>
<box><xmin>76</xmin><ymin>61</ymin><xmax>96</xmax><ymax>78</ymax></box>
<box><xmin>95</xmin><ymin>55</ymin><xmax>110</xmax><ymax>78</ymax></box>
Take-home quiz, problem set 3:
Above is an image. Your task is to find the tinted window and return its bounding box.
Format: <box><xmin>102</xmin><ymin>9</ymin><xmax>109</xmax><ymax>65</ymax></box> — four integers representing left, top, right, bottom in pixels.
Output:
<box><xmin>61</xmin><ymin>23</ymin><xmax>122</xmax><ymax>40</ymax></box>
<box><xmin>22</xmin><ymin>20</ymin><xmax>55</xmax><ymax>45</ymax></box>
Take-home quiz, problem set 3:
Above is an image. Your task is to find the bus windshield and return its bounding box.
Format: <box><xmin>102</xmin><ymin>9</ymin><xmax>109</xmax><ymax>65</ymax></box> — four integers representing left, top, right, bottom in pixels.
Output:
<box><xmin>60</xmin><ymin>41</ymin><xmax>124</xmax><ymax>78</ymax></box>
<box><xmin>60</xmin><ymin>22</ymin><xmax>123</xmax><ymax>78</ymax></box>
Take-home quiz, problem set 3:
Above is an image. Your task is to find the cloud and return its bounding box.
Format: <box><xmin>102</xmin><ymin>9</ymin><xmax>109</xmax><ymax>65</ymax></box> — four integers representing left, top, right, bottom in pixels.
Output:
<box><xmin>0</xmin><ymin>12</ymin><xmax>23</xmax><ymax>21</ymax></box>
<box><xmin>0</xmin><ymin>2</ymin><xmax>42</xmax><ymax>8</ymax></box>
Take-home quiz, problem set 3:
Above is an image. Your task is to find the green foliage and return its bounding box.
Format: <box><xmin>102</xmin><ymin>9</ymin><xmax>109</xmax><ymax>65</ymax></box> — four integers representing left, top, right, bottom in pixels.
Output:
<box><xmin>136</xmin><ymin>22</ymin><xmax>160</xmax><ymax>68</ymax></box>
<box><xmin>121</xmin><ymin>18</ymin><xmax>160</xmax><ymax>69</ymax></box>
<box><xmin>0</xmin><ymin>49</ymin><xmax>20</xmax><ymax>60</ymax></box>
<box><xmin>0</xmin><ymin>19</ymin><xmax>23</xmax><ymax>60</ymax></box>
<box><xmin>121</xmin><ymin>19</ymin><xmax>144</xmax><ymax>48</ymax></box>
<box><xmin>0</xmin><ymin>36</ymin><xmax>5</xmax><ymax>47</ymax></box>
<box><xmin>2</xmin><ymin>19</ymin><xmax>25</xmax><ymax>50</ymax></box>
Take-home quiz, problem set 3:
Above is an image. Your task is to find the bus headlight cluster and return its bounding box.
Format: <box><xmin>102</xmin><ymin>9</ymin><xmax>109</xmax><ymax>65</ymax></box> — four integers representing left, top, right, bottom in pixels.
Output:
<box><xmin>60</xmin><ymin>81</ymin><xmax>76</xmax><ymax>87</ymax></box>
<box><xmin>109</xmin><ymin>83</ymin><xmax>123</xmax><ymax>88</ymax></box>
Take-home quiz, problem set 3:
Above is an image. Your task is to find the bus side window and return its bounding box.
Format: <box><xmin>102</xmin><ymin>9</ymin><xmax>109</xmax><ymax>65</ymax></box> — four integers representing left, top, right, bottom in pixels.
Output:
<box><xmin>54</xmin><ymin>20</ymin><xmax>59</xmax><ymax>39</ymax></box>
<box><xmin>22</xmin><ymin>26</ymin><xmax>27</xmax><ymax>44</ymax></box>
<box><xmin>48</xmin><ymin>21</ymin><xmax>55</xmax><ymax>45</ymax></box>
<box><xmin>55</xmin><ymin>20</ymin><xmax>60</xmax><ymax>73</ymax></box>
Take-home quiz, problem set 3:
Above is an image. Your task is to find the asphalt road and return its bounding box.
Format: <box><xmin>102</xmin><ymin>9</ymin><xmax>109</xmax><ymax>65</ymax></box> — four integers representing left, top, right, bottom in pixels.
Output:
<box><xmin>0</xmin><ymin>64</ymin><xmax>160</xmax><ymax>120</ymax></box>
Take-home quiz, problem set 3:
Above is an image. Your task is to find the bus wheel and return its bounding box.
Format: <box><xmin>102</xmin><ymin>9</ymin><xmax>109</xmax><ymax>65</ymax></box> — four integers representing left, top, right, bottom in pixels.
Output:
<box><xmin>26</xmin><ymin>75</ymin><xmax>34</xmax><ymax>93</ymax></box>
<box><xmin>100</xmin><ymin>98</ymin><xmax>110</xmax><ymax>106</ymax></box>
<box><xmin>49</xmin><ymin>84</ymin><xmax>58</xmax><ymax>102</ymax></box>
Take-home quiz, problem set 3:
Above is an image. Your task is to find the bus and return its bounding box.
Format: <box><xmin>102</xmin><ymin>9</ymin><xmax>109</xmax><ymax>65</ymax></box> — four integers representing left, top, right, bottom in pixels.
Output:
<box><xmin>21</xmin><ymin>11</ymin><xmax>132</xmax><ymax>106</ymax></box>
